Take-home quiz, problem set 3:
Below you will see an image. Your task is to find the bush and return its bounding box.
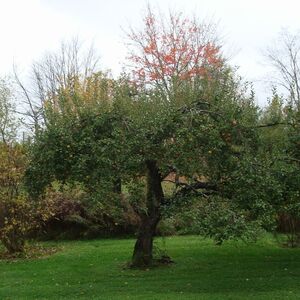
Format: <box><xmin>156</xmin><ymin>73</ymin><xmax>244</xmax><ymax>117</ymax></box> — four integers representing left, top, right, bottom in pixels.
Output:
<box><xmin>0</xmin><ymin>194</ymin><xmax>35</xmax><ymax>253</ymax></box>
<box><xmin>35</xmin><ymin>182</ymin><xmax>139</xmax><ymax>240</ymax></box>
<box><xmin>35</xmin><ymin>183</ymin><xmax>88</xmax><ymax>239</ymax></box>
<box><xmin>0</xmin><ymin>144</ymin><xmax>35</xmax><ymax>253</ymax></box>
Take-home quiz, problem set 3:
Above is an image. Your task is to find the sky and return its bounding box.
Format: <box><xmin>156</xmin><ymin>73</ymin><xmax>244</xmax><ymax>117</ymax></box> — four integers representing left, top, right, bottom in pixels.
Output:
<box><xmin>0</xmin><ymin>0</ymin><xmax>300</xmax><ymax>105</ymax></box>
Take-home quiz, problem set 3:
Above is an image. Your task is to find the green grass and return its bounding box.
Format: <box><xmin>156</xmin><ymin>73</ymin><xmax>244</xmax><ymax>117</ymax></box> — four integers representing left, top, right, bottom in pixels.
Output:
<box><xmin>1</xmin><ymin>235</ymin><xmax>300</xmax><ymax>299</ymax></box>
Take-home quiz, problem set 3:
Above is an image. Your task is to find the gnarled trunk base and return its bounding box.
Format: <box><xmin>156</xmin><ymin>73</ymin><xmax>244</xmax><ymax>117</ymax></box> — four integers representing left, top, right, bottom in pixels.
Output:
<box><xmin>131</xmin><ymin>217</ymin><xmax>159</xmax><ymax>267</ymax></box>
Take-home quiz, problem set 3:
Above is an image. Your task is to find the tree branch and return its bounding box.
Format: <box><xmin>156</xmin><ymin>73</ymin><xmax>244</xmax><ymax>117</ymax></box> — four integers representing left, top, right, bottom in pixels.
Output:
<box><xmin>174</xmin><ymin>180</ymin><xmax>218</xmax><ymax>197</ymax></box>
<box><xmin>256</xmin><ymin>122</ymin><xmax>293</xmax><ymax>128</ymax></box>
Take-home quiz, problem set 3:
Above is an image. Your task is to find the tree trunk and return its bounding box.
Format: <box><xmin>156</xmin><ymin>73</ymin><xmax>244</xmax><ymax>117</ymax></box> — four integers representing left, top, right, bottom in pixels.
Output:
<box><xmin>1</xmin><ymin>234</ymin><xmax>25</xmax><ymax>254</ymax></box>
<box><xmin>113</xmin><ymin>177</ymin><xmax>122</xmax><ymax>194</ymax></box>
<box><xmin>131</xmin><ymin>160</ymin><xmax>164</xmax><ymax>267</ymax></box>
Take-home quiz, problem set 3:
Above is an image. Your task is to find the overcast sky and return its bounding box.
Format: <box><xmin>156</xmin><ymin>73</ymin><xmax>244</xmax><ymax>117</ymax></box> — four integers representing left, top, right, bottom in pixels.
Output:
<box><xmin>1</xmin><ymin>0</ymin><xmax>300</xmax><ymax>105</ymax></box>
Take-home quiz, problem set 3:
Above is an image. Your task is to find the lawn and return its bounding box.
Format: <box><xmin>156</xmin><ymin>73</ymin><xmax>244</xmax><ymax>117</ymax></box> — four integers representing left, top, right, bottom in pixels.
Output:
<box><xmin>1</xmin><ymin>235</ymin><xmax>300</xmax><ymax>299</ymax></box>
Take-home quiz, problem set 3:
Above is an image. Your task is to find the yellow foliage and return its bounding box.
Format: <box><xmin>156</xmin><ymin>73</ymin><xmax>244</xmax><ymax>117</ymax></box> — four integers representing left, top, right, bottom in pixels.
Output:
<box><xmin>0</xmin><ymin>143</ymin><xmax>54</xmax><ymax>253</ymax></box>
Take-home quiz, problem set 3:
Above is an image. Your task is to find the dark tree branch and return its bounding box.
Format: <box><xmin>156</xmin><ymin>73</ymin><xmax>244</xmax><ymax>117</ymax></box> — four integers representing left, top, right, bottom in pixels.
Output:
<box><xmin>279</xmin><ymin>157</ymin><xmax>300</xmax><ymax>164</ymax></box>
<box><xmin>256</xmin><ymin>122</ymin><xmax>293</xmax><ymax>128</ymax></box>
<box><xmin>174</xmin><ymin>180</ymin><xmax>218</xmax><ymax>197</ymax></box>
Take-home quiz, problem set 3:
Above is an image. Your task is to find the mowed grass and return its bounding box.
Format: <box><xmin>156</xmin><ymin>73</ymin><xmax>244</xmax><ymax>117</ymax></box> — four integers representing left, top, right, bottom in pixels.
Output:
<box><xmin>1</xmin><ymin>236</ymin><xmax>300</xmax><ymax>299</ymax></box>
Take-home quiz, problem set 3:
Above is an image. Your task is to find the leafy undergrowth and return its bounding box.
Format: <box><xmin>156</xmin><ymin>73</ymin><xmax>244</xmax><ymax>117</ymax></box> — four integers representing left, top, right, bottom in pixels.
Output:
<box><xmin>0</xmin><ymin>235</ymin><xmax>300</xmax><ymax>299</ymax></box>
<box><xmin>0</xmin><ymin>243</ymin><xmax>61</xmax><ymax>261</ymax></box>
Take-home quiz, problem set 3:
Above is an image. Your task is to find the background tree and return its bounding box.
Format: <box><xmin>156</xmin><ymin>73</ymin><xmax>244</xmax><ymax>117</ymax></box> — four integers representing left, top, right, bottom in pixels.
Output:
<box><xmin>14</xmin><ymin>38</ymin><xmax>100</xmax><ymax>135</ymax></box>
<box><xmin>0</xmin><ymin>78</ymin><xmax>17</xmax><ymax>143</ymax></box>
<box><xmin>0</xmin><ymin>79</ymin><xmax>34</xmax><ymax>253</ymax></box>
<box><xmin>266</xmin><ymin>29</ymin><xmax>300</xmax><ymax>109</ymax></box>
<box><xmin>126</xmin><ymin>6</ymin><xmax>223</xmax><ymax>98</ymax></box>
<box><xmin>258</xmin><ymin>85</ymin><xmax>300</xmax><ymax>246</ymax></box>
<box><xmin>264</xmin><ymin>29</ymin><xmax>300</xmax><ymax>245</ymax></box>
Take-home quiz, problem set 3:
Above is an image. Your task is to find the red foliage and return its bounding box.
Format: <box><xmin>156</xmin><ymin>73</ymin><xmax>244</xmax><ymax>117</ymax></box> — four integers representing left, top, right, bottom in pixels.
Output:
<box><xmin>127</xmin><ymin>8</ymin><xmax>223</xmax><ymax>89</ymax></box>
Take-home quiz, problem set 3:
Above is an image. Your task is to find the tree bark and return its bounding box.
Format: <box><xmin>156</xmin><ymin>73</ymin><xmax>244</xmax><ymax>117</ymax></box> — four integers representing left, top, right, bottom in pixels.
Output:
<box><xmin>113</xmin><ymin>177</ymin><xmax>122</xmax><ymax>194</ymax></box>
<box><xmin>131</xmin><ymin>160</ymin><xmax>164</xmax><ymax>267</ymax></box>
<box><xmin>1</xmin><ymin>234</ymin><xmax>25</xmax><ymax>254</ymax></box>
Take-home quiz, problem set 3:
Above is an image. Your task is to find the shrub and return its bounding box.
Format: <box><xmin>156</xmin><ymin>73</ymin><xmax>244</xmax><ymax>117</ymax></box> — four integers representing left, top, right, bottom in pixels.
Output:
<box><xmin>0</xmin><ymin>144</ymin><xmax>35</xmax><ymax>253</ymax></box>
<box><xmin>35</xmin><ymin>182</ymin><xmax>139</xmax><ymax>240</ymax></box>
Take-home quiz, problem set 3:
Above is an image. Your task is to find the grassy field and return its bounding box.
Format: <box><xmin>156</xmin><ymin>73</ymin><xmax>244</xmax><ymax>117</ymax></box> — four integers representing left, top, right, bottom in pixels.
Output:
<box><xmin>1</xmin><ymin>235</ymin><xmax>300</xmax><ymax>299</ymax></box>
